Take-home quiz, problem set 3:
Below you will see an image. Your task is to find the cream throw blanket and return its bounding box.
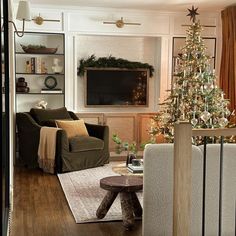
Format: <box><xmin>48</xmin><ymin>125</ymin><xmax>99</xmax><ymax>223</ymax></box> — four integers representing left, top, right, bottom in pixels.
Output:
<box><xmin>38</xmin><ymin>127</ymin><xmax>61</xmax><ymax>174</ymax></box>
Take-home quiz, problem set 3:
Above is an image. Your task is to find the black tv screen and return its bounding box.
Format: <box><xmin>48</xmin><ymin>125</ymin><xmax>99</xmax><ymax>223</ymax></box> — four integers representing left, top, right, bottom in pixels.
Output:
<box><xmin>85</xmin><ymin>68</ymin><xmax>149</xmax><ymax>106</ymax></box>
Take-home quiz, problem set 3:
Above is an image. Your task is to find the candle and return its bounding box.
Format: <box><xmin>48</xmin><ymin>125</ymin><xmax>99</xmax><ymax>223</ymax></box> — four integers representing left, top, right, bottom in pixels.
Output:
<box><xmin>221</xmin><ymin>92</ymin><xmax>224</xmax><ymax>99</ymax></box>
<box><xmin>183</xmin><ymin>70</ymin><xmax>186</xmax><ymax>78</ymax></box>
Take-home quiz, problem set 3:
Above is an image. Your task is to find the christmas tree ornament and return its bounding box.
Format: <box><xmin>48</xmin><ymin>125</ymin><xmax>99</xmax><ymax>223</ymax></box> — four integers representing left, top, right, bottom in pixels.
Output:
<box><xmin>200</xmin><ymin>110</ymin><xmax>211</xmax><ymax>123</ymax></box>
<box><xmin>218</xmin><ymin>116</ymin><xmax>229</xmax><ymax>128</ymax></box>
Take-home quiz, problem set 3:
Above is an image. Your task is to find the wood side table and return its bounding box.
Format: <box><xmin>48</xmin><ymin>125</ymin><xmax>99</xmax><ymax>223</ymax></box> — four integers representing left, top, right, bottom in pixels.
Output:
<box><xmin>96</xmin><ymin>176</ymin><xmax>143</xmax><ymax>230</ymax></box>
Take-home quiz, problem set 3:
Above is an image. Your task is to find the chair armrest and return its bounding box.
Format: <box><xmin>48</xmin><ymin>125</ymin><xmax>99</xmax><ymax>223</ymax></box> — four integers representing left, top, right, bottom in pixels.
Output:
<box><xmin>16</xmin><ymin>113</ymin><xmax>42</xmax><ymax>168</ymax></box>
<box><xmin>85</xmin><ymin>123</ymin><xmax>109</xmax><ymax>141</ymax></box>
<box><xmin>55</xmin><ymin>129</ymin><xmax>69</xmax><ymax>173</ymax></box>
<box><xmin>57</xmin><ymin>129</ymin><xmax>69</xmax><ymax>152</ymax></box>
<box><xmin>85</xmin><ymin>123</ymin><xmax>110</xmax><ymax>163</ymax></box>
<box><xmin>68</xmin><ymin>111</ymin><xmax>79</xmax><ymax>120</ymax></box>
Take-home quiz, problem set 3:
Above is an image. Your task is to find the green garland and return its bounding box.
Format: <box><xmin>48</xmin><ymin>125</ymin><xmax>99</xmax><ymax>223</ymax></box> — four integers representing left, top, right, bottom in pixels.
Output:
<box><xmin>77</xmin><ymin>55</ymin><xmax>154</xmax><ymax>77</ymax></box>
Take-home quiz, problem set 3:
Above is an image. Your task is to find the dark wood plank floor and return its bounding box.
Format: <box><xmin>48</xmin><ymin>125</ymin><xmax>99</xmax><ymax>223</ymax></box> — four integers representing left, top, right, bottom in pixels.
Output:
<box><xmin>10</xmin><ymin>167</ymin><xmax>142</xmax><ymax>236</ymax></box>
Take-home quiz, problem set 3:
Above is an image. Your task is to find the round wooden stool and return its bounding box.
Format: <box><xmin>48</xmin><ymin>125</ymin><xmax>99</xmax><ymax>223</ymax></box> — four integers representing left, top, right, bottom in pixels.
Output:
<box><xmin>96</xmin><ymin>176</ymin><xmax>143</xmax><ymax>230</ymax></box>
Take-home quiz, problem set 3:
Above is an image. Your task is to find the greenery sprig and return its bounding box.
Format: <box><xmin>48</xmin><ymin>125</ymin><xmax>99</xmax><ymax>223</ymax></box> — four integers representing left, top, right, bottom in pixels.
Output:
<box><xmin>78</xmin><ymin>55</ymin><xmax>154</xmax><ymax>77</ymax></box>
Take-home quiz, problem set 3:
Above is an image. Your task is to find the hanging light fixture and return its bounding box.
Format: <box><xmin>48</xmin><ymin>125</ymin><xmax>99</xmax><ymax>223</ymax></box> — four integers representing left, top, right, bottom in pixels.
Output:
<box><xmin>9</xmin><ymin>1</ymin><xmax>31</xmax><ymax>37</ymax></box>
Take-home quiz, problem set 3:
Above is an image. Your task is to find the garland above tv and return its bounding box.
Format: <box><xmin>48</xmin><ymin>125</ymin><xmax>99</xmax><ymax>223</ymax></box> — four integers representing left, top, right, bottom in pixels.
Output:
<box><xmin>78</xmin><ymin>55</ymin><xmax>154</xmax><ymax>77</ymax></box>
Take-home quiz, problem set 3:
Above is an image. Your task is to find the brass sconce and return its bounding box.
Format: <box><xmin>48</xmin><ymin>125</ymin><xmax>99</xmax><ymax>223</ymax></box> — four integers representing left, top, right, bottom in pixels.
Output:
<box><xmin>103</xmin><ymin>17</ymin><xmax>141</xmax><ymax>28</ymax></box>
<box><xmin>33</xmin><ymin>14</ymin><xmax>60</xmax><ymax>25</ymax></box>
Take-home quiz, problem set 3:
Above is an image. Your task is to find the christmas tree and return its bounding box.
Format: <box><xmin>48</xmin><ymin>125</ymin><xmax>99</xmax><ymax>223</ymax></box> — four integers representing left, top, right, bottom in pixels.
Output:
<box><xmin>150</xmin><ymin>6</ymin><xmax>231</xmax><ymax>143</ymax></box>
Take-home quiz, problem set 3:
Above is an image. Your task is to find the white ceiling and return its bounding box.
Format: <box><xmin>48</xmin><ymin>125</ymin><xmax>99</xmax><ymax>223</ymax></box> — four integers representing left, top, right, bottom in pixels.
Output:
<box><xmin>24</xmin><ymin>0</ymin><xmax>236</xmax><ymax>11</ymax></box>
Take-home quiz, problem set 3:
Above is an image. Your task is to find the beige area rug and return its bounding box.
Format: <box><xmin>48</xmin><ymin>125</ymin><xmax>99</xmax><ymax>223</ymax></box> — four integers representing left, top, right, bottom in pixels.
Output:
<box><xmin>58</xmin><ymin>163</ymin><xmax>143</xmax><ymax>223</ymax></box>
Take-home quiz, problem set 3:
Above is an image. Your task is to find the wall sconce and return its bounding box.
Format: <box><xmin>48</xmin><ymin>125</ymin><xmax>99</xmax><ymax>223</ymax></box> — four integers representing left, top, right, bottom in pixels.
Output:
<box><xmin>103</xmin><ymin>17</ymin><xmax>141</xmax><ymax>28</ymax></box>
<box><xmin>9</xmin><ymin>1</ymin><xmax>31</xmax><ymax>37</ymax></box>
<box><xmin>32</xmin><ymin>14</ymin><xmax>60</xmax><ymax>25</ymax></box>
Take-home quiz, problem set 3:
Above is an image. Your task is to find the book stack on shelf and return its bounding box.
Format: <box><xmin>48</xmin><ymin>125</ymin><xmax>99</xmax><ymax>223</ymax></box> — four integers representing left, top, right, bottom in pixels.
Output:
<box><xmin>26</xmin><ymin>58</ymin><xmax>47</xmax><ymax>74</ymax></box>
<box><xmin>41</xmin><ymin>88</ymin><xmax>62</xmax><ymax>94</ymax></box>
<box><xmin>127</xmin><ymin>164</ymin><xmax>143</xmax><ymax>173</ymax></box>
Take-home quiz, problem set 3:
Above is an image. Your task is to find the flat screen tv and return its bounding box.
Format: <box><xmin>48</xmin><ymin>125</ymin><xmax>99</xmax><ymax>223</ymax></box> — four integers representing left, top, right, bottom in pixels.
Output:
<box><xmin>85</xmin><ymin>68</ymin><xmax>149</xmax><ymax>107</ymax></box>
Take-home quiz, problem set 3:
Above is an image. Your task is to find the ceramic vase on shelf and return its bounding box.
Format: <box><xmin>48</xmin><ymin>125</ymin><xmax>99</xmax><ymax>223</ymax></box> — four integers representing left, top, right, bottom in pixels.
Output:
<box><xmin>52</xmin><ymin>58</ymin><xmax>63</xmax><ymax>74</ymax></box>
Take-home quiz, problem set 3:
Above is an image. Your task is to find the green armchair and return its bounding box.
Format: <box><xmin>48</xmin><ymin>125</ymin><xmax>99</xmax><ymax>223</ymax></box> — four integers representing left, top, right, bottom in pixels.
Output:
<box><xmin>16</xmin><ymin>107</ymin><xmax>110</xmax><ymax>173</ymax></box>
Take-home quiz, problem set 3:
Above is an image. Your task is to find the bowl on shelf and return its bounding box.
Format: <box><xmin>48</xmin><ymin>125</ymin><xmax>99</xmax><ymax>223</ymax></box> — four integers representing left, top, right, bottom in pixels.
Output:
<box><xmin>20</xmin><ymin>44</ymin><xmax>58</xmax><ymax>54</ymax></box>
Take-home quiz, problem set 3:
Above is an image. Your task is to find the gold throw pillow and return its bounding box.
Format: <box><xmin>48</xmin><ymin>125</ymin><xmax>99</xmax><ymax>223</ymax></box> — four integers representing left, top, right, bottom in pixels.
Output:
<box><xmin>55</xmin><ymin>120</ymin><xmax>89</xmax><ymax>138</ymax></box>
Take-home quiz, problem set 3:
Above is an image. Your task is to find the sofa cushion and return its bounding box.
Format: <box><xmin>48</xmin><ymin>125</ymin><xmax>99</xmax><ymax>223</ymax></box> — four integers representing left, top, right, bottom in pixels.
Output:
<box><xmin>69</xmin><ymin>136</ymin><xmax>104</xmax><ymax>152</ymax></box>
<box><xmin>55</xmin><ymin>120</ymin><xmax>89</xmax><ymax>138</ymax></box>
<box><xmin>30</xmin><ymin>107</ymin><xmax>71</xmax><ymax>126</ymax></box>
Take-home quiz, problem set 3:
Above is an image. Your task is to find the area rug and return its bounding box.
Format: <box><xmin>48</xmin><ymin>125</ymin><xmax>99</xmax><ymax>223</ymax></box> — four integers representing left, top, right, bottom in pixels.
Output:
<box><xmin>58</xmin><ymin>163</ymin><xmax>143</xmax><ymax>223</ymax></box>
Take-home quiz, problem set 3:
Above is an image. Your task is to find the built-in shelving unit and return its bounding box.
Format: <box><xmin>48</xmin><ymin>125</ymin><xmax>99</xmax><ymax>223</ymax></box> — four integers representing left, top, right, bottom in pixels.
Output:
<box><xmin>14</xmin><ymin>32</ymin><xmax>65</xmax><ymax>112</ymax></box>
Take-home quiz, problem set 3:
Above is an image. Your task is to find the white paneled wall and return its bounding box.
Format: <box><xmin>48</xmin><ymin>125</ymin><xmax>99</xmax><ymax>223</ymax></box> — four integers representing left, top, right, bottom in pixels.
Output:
<box><xmin>12</xmin><ymin>4</ymin><xmax>221</xmax><ymax>113</ymax></box>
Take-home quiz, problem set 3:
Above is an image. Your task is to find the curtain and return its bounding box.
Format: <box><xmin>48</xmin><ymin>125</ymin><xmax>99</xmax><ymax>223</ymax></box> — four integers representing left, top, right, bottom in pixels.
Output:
<box><xmin>220</xmin><ymin>6</ymin><xmax>236</xmax><ymax>112</ymax></box>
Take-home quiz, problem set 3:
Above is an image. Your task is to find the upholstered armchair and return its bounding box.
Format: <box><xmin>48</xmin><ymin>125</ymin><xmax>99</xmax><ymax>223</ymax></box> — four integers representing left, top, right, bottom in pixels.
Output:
<box><xmin>143</xmin><ymin>143</ymin><xmax>236</xmax><ymax>236</ymax></box>
<box><xmin>16</xmin><ymin>107</ymin><xmax>110</xmax><ymax>173</ymax></box>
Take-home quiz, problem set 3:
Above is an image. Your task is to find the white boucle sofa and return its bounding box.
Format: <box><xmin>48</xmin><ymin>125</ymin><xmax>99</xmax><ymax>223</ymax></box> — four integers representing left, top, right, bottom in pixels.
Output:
<box><xmin>143</xmin><ymin>143</ymin><xmax>236</xmax><ymax>236</ymax></box>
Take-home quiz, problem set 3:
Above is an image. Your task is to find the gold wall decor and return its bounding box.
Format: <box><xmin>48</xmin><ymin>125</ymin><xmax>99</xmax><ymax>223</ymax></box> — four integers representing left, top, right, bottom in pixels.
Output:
<box><xmin>103</xmin><ymin>17</ymin><xmax>141</xmax><ymax>28</ymax></box>
<box><xmin>33</xmin><ymin>14</ymin><xmax>60</xmax><ymax>25</ymax></box>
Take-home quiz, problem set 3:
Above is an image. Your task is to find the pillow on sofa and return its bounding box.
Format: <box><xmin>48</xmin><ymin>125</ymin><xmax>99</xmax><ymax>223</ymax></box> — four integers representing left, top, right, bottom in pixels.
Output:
<box><xmin>30</xmin><ymin>107</ymin><xmax>71</xmax><ymax>126</ymax></box>
<box><xmin>55</xmin><ymin>119</ymin><xmax>89</xmax><ymax>138</ymax></box>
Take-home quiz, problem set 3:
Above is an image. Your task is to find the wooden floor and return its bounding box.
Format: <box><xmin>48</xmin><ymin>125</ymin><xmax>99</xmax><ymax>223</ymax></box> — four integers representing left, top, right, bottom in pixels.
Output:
<box><xmin>10</xmin><ymin>167</ymin><xmax>142</xmax><ymax>236</ymax></box>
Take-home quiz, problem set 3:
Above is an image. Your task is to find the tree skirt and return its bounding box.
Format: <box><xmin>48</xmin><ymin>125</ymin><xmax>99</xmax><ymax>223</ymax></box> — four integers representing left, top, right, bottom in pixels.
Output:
<box><xmin>57</xmin><ymin>163</ymin><xmax>143</xmax><ymax>223</ymax></box>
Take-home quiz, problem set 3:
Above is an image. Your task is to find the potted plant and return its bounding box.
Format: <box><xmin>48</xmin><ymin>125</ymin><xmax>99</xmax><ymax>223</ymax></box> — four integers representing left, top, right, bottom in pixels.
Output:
<box><xmin>112</xmin><ymin>134</ymin><xmax>123</xmax><ymax>154</ymax></box>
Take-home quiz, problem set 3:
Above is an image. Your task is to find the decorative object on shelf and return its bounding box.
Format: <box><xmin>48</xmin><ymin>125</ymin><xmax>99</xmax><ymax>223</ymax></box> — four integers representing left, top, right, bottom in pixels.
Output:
<box><xmin>44</xmin><ymin>75</ymin><xmax>57</xmax><ymax>89</ymax></box>
<box><xmin>25</xmin><ymin>60</ymin><xmax>31</xmax><ymax>73</ymax></box>
<box><xmin>35</xmin><ymin>100</ymin><xmax>48</xmax><ymax>109</ymax></box>
<box><xmin>20</xmin><ymin>44</ymin><xmax>58</xmax><ymax>54</ymax></box>
<box><xmin>6</xmin><ymin>0</ymin><xmax>31</xmax><ymax>37</ymax></box>
<box><xmin>78</xmin><ymin>55</ymin><xmax>154</xmax><ymax>77</ymax></box>
<box><xmin>41</xmin><ymin>61</ymin><xmax>48</xmax><ymax>73</ymax></box>
<box><xmin>103</xmin><ymin>17</ymin><xmax>141</xmax><ymax>28</ymax></box>
<box><xmin>32</xmin><ymin>13</ymin><xmax>60</xmax><ymax>25</ymax></box>
<box><xmin>52</xmin><ymin>58</ymin><xmax>63</xmax><ymax>73</ymax></box>
<box><xmin>16</xmin><ymin>77</ymin><xmax>30</xmax><ymax>93</ymax></box>
<box><xmin>149</xmin><ymin>7</ymin><xmax>233</xmax><ymax>144</ymax></box>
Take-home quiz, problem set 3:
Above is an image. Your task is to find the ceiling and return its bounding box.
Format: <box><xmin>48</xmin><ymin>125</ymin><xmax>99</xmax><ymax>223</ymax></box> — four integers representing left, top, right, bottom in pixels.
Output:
<box><xmin>24</xmin><ymin>0</ymin><xmax>236</xmax><ymax>11</ymax></box>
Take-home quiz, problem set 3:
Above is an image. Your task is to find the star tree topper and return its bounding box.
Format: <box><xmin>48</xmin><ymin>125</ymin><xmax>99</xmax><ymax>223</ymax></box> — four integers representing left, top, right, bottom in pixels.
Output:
<box><xmin>187</xmin><ymin>6</ymin><xmax>199</xmax><ymax>22</ymax></box>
